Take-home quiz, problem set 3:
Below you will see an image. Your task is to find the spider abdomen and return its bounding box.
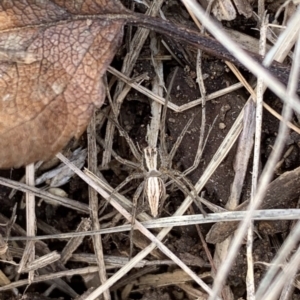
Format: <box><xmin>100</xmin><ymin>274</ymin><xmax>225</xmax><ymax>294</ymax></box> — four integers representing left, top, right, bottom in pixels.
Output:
<box><xmin>145</xmin><ymin>177</ymin><xmax>165</xmax><ymax>217</ymax></box>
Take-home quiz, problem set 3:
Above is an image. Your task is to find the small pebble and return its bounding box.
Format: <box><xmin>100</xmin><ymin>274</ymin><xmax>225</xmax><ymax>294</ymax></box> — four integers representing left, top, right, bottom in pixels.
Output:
<box><xmin>219</xmin><ymin>122</ymin><xmax>226</xmax><ymax>129</ymax></box>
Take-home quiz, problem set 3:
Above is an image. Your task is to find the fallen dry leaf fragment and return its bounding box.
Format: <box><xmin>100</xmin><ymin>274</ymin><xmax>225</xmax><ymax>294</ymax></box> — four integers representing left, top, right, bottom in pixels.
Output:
<box><xmin>0</xmin><ymin>0</ymin><xmax>124</xmax><ymax>168</ymax></box>
<box><xmin>206</xmin><ymin>166</ymin><xmax>300</xmax><ymax>244</ymax></box>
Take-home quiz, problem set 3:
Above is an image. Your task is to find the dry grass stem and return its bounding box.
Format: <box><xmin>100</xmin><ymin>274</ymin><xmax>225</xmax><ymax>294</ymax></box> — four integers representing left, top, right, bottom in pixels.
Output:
<box><xmin>102</xmin><ymin>0</ymin><xmax>164</xmax><ymax>166</ymax></box>
<box><xmin>87</xmin><ymin>111</ymin><xmax>111</xmax><ymax>300</ymax></box>
<box><xmin>0</xmin><ymin>177</ymin><xmax>89</xmax><ymax>213</ymax></box>
<box><xmin>7</xmin><ymin>208</ymin><xmax>300</xmax><ymax>242</ymax></box>
<box><xmin>178</xmin><ymin>282</ymin><xmax>208</xmax><ymax>298</ymax></box>
<box><xmin>22</xmin><ymin>251</ymin><xmax>61</xmax><ymax>273</ymax></box>
<box><xmin>0</xmin><ymin>266</ymin><xmax>100</xmax><ymax>292</ymax></box>
<box><xmin>108</xmin><ymin>66</ymin><xmax>244</xmax><ymax>112</ymax></box>
<box><xmin>70</xmin><ymin>254</ymin><xmax>184</xmax><ymax>268</ymax></box>
<box><xmin>134</xmin><ymin>269</ymin><xmax>211</xmax><ymax>288</ymax></box>
<box><xmin>148</xmin><ymin>33</ymin><xmax>164</xmax><ymax>148</ymax></box>
<box><xmin>111</xmin><ymin>265</ymin><xmax>158</xmax><ymax>291</ymax></box>
<box><xmin>226</xmin><ymin>61</ymin><xmax>300</xmax><ymax>134</ymax></box>
<box><xmin>20</xmin><ymin>163</ymin><xmax>36</xmax><ymax>282</ymax></box>
<box><xmin>60</xmin><ymin>218</ymin><xmax>91</xmax><ymax>265</ymax></box>
<box><xmin>246</xmin><ymin>13</ymin><xmax>269</xmax><ymax>300</ymax></box>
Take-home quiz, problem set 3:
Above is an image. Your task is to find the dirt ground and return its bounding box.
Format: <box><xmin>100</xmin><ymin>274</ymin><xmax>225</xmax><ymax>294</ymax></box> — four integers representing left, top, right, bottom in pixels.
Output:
<box><xmin>0</xmin><ymin>1</ymin><xmax>300</xmax><ymax>299</ymax></box>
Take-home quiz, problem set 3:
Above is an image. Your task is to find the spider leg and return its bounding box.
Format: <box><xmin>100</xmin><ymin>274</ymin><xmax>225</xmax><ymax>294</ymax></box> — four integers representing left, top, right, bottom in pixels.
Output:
<box><xmin>163</xmin><ymin>169</ymin><xmax>207</xmax><ymax>216</ymax></box>
<box><xmin>100</xmin><ymin>111</ymin><xmax>142</xmax><ymax>162</ymax></box>
<box><xmin>129</xmin><ymin>180</ymin><xmax>145</xmax><ymax>259</ymax></box>
<box><xmin>167</xmin><ymin>114</ymin><xmax>196</xmax><ymax>167</ymax></box>
<box><xmin>97</xmin><ymin>136</ymin><xmax>141</xmax><ymax>170</ymax></box>
<box><xmin>107</xmin><ymin>172</ymin><xmax>144</xmax><ymax>205</ymax></box>
<box><xmin>160</xmin><ymin>67</ymin><xmax>178</xmax><ymax>159</ymax></box>
<box><xmin>183</xmin><ymin>115</ymin><xmax>217</xmax><ymax>176</ymax></box>
<box><xmin>178</xmin><ymin>173</ymin><xmax>206</xmax><ymax>216</ymax></box>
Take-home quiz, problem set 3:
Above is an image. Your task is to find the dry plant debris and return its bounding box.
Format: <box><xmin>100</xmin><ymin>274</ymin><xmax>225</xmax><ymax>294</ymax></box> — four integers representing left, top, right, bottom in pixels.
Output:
<box><xmin>0</xmin><ymin>0</ymin><xmax>300</xmax><ymax>300</ymax></box>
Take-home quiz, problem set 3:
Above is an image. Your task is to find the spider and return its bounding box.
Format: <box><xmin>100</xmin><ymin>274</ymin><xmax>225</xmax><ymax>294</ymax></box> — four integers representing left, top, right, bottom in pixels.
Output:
<box><xmin>97</xmin><ymin>67</ymin><xmax>214</xmax><ymax>257</ymax></box>
<box><xmin>98</xmin><ymin>108</ymin><xmax>207</xmax><ymax>219</ymax></box>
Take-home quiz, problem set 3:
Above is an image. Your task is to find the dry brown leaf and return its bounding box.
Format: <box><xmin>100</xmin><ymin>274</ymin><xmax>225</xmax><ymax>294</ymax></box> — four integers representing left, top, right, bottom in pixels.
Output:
<box><xmin>0</xmin><ymin>0</ymin><xmax>124</xmax><ymax>168</ymax></box>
